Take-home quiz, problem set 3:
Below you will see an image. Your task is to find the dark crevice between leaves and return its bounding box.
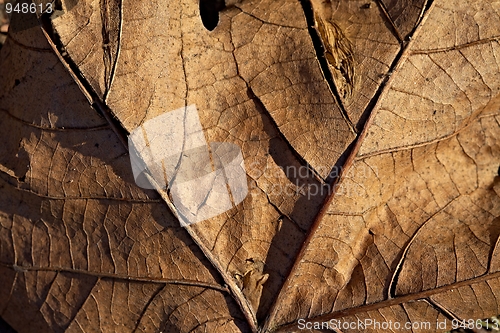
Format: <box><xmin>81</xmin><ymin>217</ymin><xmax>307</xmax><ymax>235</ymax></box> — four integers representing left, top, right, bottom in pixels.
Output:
<box><xmin>298</xmin><ymin>0</ymin><xmax>354</xmax><ymax>132</ymax></box>
<box><xmin>0</xmin><ymin>316</ymin><xmax>17</xmax><ymax>333</ymax></box>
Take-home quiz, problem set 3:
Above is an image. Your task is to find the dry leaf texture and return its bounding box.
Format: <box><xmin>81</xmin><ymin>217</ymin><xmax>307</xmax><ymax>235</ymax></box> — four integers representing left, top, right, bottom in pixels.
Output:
<box><xmin>0</xmin><ymin>0</ymin><xmax>499</xmax><ymax>332</ymax></box>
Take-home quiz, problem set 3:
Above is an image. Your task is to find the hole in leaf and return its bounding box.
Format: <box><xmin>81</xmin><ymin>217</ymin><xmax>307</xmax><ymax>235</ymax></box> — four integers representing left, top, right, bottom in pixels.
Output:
<box><xmin>199</xmin><ymin>0</ymin><xmax>225</xmax><ymax>31</ymax></box>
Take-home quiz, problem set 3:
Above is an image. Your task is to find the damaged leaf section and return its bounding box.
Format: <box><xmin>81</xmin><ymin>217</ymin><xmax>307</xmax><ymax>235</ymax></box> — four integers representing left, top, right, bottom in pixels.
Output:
<box><xmin>313</xmin><ymin>12</ymin><xmax>356</xmax><ymax>99</ymax></box>
<box><xmin>100</xmin><ymin>0</ymin><xmax>120</xmax><ymax>97</ymax></box>
<box><xmin>235</xmin><ymin>258</ymin><xmax>269</xmax><ymax>314</ymax></box>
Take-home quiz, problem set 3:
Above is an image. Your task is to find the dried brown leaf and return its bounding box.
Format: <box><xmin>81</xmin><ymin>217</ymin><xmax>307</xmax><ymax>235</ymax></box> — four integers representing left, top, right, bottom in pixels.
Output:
<box><xmin>0</xmin><ymin>0</ymin><xmax>499</xmax><ymax>332</ymax></box>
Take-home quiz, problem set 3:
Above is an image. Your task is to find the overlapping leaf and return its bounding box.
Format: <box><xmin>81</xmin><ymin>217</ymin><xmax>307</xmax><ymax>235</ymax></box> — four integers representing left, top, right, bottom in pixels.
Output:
<box><xmin>0</xmin><ymin>0</ymin><xmax>499</xmax><ymax>332</ymax></box>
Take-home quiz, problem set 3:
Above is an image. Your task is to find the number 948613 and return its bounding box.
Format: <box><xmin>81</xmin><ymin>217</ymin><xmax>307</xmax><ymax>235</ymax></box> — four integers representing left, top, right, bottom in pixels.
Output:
<box><xmin>5</xmin><ymin>1</ymin><xmax>53</xmax><ymax>15</ymax></box>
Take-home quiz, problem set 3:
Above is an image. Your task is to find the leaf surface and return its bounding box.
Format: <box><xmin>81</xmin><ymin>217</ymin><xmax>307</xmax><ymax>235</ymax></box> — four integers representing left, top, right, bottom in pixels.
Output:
<box><xmin>0</xmin><ymin>0</ymin><xmax>499</xmax><ymax>332</ymax></box>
